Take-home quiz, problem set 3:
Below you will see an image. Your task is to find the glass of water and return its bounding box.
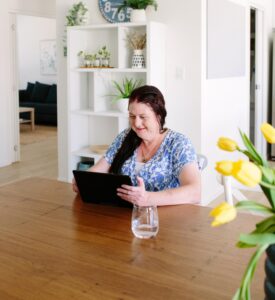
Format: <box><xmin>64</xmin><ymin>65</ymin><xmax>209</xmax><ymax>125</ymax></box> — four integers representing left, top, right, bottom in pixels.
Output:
<box><xmin>131</xmin><ymin>204</ymin><xmax>159</xmax><ymax>239</ymax></box>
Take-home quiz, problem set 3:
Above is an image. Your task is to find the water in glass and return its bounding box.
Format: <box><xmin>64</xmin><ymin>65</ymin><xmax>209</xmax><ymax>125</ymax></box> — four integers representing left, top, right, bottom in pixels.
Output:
<box><xmin>131</xmin><ymin>205</ymin><xmax>159</xmax><ymax>239</ymax></box>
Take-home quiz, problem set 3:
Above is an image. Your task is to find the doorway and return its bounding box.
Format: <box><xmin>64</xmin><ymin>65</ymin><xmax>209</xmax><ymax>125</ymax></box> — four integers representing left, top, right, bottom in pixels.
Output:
<box><xmin>3</xmin><ymin>12</ymin><xmax>58</xmax><ymax>185</ymax></box>
<box><xmin>12</xmin><ymin>14</ymin><xmax>57</xmax><ymax>160</ymax></box>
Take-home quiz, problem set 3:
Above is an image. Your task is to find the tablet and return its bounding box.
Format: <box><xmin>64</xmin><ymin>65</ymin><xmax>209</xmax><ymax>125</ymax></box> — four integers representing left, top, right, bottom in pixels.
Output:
<box><xmin>73</xmin><ymin>170</ymin><xmax>133</xmax><ymax>207</ymax></box>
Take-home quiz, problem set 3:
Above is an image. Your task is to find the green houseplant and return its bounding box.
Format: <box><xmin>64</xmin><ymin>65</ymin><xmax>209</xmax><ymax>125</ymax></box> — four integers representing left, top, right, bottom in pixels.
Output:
<box><xmin>63</xmin><ymin>2</ymin><xmax>89</xmax><ymax>56</ymax></box>
<box><xmin>210</xmin><ymin>123</ymin><xmax>275</xmax><ymax>300</ymax></box>
<box><xmin>118</xmin><ymin>0</ymin><xmax>157</xmax><ymax>22</ymax></box>
<box><xmin>119</xmin><ymin>0</ymin><xmax>157</xmax><ymax>10</ymax></box>
<box><xmin>111</xmin><ymin>78</ymin><xmax>143</xmax><ymax>113</ymax></box>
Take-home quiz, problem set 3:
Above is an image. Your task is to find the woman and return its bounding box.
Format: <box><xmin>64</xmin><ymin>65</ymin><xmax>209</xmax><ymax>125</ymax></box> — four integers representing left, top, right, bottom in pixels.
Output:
<box><xmin>73</xmin><ymin>85</ymin><xmax>201</xmax><ymax>206</ymax></box>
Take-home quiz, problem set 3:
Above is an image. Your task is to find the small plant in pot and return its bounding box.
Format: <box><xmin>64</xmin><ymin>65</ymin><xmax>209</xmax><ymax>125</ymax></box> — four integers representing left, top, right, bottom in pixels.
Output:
<box><xmin>111</xmin><ymin>78</ymin><xmax>143</xmax><ymax>113</ymax></box>
<box><xmin>98</xmin><ymin>46</ymin><xmax>111</xmax><ymax>67</ymax></box>
<box><xmin>126</xmin><ymin>31</ymin><xmax>146</xmax><ymax>68</ymax></box>
<box><xmin>118</xmin><ymin>0</ymin><xmax>157</xmax><ymax>22</ymax></box>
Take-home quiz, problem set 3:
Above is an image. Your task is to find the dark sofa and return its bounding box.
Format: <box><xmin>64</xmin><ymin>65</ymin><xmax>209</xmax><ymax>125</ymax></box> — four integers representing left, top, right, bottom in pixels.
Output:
<box><xmin>19</xmin><ymin>81</ymin><xmax>57</xmax><ymax>126</ymax></box>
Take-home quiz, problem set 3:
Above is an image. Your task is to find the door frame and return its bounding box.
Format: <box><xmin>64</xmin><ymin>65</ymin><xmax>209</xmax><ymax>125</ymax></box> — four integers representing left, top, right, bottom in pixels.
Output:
<box><xmin>9</xmin><ymin>11</ymin><xmax>56</xmax><ymax>163</ymax></box>
<box><xmin>249</xmin><ymin>4</ymin><xmax>266</xmax><ymax>158</ymax></box>
<box><xmin>9</xmin><ymin>13</ymin><xmax>20</xmax><ymax>162</ymax></box>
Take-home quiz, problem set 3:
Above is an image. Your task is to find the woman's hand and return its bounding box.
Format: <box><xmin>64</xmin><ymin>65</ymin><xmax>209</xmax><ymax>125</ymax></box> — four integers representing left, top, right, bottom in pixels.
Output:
<box><xmin>72</xmin><ymin>177</ymin><xmax>79</xmax><ymax>193</ymax></box>
<box><xmin>117</xmin><ymin>176</ymin><xmax>150</xmax><ymax>206</ymax></box>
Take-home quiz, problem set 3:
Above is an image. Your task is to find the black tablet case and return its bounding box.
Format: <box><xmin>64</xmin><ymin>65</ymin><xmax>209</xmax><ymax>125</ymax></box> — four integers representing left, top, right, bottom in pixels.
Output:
<box><xmin>73</xmin><ymin>170</ymin><xmax>132</xmax><ymax>207</ymax></box>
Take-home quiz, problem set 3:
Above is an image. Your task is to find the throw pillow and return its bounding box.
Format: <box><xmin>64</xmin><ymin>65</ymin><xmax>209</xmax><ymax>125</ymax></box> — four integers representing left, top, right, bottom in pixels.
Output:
<box><xmin>45</xmin><ymin>84</ymin><xmax>57</xmax><ymax>103</ymax></box>
<box><xmin>26</xmin><ymin>82</ymin><xmax>35</xmax><ymax>98</ymax></box>
<box><xmin>30</xmin><ymin>81</ymin><xmax>51</xmax><ymax>102</ymax></box>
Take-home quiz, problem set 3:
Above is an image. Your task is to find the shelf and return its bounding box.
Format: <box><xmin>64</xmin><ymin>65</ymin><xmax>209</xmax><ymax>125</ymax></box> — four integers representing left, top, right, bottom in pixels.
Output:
<box><xmin>71</xmin><ymin>109</ymin><xmax>128</xmax><ymax>117</ymax></box>
<box><xmin>68</xmin><ymin>22</ymin><xmax>148</xmax><ymax>31</ymax></box>
<box><xmin>66</xmin><ymin>21</ymin><xmax>166</xmax><ymax>180</ymax></box>
<box><xmin>73</xmin><ymin>68</ymin><xmax>147</xmax><ymax>73</ymax></box>
<box><xmin>72</xmin><ymin>146</ymin><xmax>103</xmax><ymax>160</ymax></box>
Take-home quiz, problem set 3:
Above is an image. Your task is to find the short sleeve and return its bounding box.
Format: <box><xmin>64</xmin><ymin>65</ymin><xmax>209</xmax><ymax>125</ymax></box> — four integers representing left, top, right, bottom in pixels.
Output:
<box><xmin>172</xmin><ymin>134</ymin><xmax>197</xmax><ymax>178</ymax></box>
<box><xmin>104</xmin><ymin>128</ymin><xmax>130</xmax><ymax>165</ymax></box>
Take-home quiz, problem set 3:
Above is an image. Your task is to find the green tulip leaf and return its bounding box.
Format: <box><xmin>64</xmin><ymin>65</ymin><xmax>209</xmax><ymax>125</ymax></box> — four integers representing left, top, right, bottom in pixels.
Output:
<box><xmin>260</xmin><ymin>180</ymin><xmax>275</xmax><ymax>190</ymax></box>
<box><xmin>255</xmin><ymin>216</ymin><xmax>275</xmax><ymax>232</ymax></box>
<box><xmin>237</xmin><ymin>245</ymin><xmax>268</xmax><ymax>299</ymax></box>
<box><xmin>260</xmin><ymin>166</ymin><xmax>275</xmax><ymax>184</ymax></box>
<box><xmin>236</xmin><ymin>200</ymin><xmax>274</xmax><ymax>214</ymax></box>
<box><xmin>239</xmin><ymin>233</ymin><xmax>275</xmax><ymax>245</ymax></box>
<box><xmin>233</xmin><ymin>288</ymin><xmax>241</xmax><ymax>300</ymax></box>
<box><xmin>239</xmin><ymin>130</ymin><xmax>267</xmax><ymax>166</ymax></box>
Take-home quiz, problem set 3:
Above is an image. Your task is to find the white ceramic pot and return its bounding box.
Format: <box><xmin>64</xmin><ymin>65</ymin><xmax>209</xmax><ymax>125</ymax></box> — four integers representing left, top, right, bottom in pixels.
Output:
<box><xmin>132</xmin><ymin>49</ymin><xmax>145</xmax><ymax>69</ymax></box>
<box><xmin>116</xmin><ymin>98</ymin><xmax>129</xmax><ymax>113</ymax></box>
<box><xmin>130</xmin><ymin>9</ymin><xmax>146</xmax><ymax>23</ymax></box>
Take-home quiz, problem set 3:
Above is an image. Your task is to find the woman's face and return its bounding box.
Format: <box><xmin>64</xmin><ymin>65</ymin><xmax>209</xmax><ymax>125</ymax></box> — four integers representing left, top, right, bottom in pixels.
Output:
<box><xmin>128</xmin><ymin>101</ymin><xmax>160</xmax><ymax>141</ymax></box>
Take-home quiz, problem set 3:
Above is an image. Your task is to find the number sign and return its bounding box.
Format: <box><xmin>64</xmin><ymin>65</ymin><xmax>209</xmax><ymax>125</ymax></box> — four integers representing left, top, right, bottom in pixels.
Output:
<box><xmin>98</xmin><ymin>0</ymin><xmax>131</xmax><ymax>23</ymax></box>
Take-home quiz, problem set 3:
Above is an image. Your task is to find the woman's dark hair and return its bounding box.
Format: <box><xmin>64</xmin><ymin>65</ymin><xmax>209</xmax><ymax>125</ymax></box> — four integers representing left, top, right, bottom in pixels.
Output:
<box><xmin>109</xmin><ymin>85</ymin><xmax>167</xmax><ymax>174</ymax></box>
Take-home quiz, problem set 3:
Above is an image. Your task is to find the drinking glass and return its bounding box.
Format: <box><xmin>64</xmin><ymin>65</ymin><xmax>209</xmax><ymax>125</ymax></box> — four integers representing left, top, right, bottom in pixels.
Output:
<box><xmin>131</xmin><ymin>204</ymin><xmax>159</xmax><ymax>239</ymax></box>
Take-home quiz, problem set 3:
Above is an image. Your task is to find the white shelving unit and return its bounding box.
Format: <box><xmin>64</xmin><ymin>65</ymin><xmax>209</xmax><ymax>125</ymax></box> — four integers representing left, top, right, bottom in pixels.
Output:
<box><xmin>67</xmin><ymin>21</ymin><xmax>166</xmax><ymax>180</ymax></box>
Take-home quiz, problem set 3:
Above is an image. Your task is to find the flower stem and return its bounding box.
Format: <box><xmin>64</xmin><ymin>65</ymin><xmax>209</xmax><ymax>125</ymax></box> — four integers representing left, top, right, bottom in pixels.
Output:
<box><xmin>234</xmin><ymin>244</ymin><xmax>268</xmax><ymax>300</ymax></box>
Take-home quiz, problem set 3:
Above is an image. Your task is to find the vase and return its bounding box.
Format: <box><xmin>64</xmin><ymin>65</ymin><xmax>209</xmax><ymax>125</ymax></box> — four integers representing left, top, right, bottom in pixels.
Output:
<box><xmin>130</xmin><ymin>9</ymin><xmax>146</xmax><ymax>23</ymax></box>
<box><xmin>265</xmin><ymin>245</ymin><xmax>275</xmax><ymax>300</ymax></box>
<box><xmin>131</xmin><ymin>49</ymin><xmax>145</xmax><ymax>69</ymax></box>
<box><xmin>116</xmin><ymin>99</ymin><xmax>129</xmax><ymax>113</ymax></box>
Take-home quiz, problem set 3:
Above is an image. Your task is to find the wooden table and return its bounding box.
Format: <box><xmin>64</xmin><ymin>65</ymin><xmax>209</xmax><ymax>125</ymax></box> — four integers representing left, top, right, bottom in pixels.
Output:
<box><xmin>0</xmin><ymin>178</ymin><xmax>265</xmax><ymax>299</ymax></box>
<box><xmin>19</xmin><ymin>107</ymin><xmax>35</xmax><ymax>131</ymax></box>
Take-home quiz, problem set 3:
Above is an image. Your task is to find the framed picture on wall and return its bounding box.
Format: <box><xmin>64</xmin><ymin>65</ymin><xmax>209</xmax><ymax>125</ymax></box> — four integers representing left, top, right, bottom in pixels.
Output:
<box><xmin>40</xmin><ymin>40</ymin><xmax>57</xmax><ymax>75</ymax></box>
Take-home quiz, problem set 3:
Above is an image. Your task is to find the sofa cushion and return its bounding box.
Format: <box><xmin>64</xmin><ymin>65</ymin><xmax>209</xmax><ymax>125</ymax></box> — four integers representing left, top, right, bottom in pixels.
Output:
<box><xmin>45</xmin><ymin>84</ymin><xmax>57</xmax><ymax>103</ymax></box>
<box><xmin>34</xmin><ymin>103</ymin><xmax>57</xmax><ymax>114</ymax></box>
<box><xmin>30</xmin><ymin>81</ymin><xmax>51</xmax><ymax>102</ymax></box>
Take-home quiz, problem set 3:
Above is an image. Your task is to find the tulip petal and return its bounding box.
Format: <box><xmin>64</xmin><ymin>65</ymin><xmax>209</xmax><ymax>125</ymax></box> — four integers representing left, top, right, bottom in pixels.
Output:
<box><xmin>210</xmin><ymin>202</ymin><xmax>237</xmax><ymax>227</ymax></box>
<box><xmin>215</xmin><ymin>161</ymin><xmax>234</xmax><ymax>176</ymax></box>
<box><xmin>232</xmin><ymin>160</ymin><xmax>262</xmax><ymax>187</ymax></box>
<box><xmin>217</xmin><ymin>137</ymin><xmax>239</xmax><ymax>152</ymax></box>
<box><xmin>261</xmin><ymin>123</ymin><xmax>275</xmax><ymax>144</ymax></box>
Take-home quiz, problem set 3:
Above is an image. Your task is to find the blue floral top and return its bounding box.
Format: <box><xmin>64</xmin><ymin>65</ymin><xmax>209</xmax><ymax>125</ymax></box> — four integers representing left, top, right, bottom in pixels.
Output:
<box><xmin>105</xmin><ymin>129</ymin><xmax>197</xmax><ymax>191</ymax></box>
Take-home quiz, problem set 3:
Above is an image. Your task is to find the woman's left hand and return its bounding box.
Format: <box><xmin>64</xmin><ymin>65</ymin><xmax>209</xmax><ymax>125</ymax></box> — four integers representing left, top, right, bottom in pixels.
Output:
<box><xmin>117</xmin><ymin>176</ymin><xmax>150</xmax><ymax>206</ymax></box>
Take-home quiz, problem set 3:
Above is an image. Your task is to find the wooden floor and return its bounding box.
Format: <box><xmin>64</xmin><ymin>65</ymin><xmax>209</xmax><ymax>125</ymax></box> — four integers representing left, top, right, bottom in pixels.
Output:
<box><xmin>0</xmin><ymin>125</ymin><xmax>58</xmax><ymax>187</ymax></box>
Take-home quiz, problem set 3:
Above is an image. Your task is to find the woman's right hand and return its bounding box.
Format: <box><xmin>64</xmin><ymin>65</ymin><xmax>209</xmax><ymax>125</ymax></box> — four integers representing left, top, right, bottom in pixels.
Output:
<box><xmin>72</xmin><ymin>178</ymin><xmax>79</xmax><ymax>193</ymax></box>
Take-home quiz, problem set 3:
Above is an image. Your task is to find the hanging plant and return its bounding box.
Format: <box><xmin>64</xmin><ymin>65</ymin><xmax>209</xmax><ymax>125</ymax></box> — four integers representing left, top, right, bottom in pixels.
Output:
<box><xmin>63</xmin><ymin>2</ymin><xmax>89</xmax><ymax>57</ymax></box>
<box><xmin>66</xmin><ymin>2</ymin><xmax>88</xmax><ymax>26</ymax></box>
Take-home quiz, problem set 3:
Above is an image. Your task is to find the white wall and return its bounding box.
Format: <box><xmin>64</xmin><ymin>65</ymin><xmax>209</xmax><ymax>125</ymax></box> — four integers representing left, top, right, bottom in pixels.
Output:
<box><xmin>10</xmin><ymin>0</ymin><xmax>56</xmax><ymax>17</ymax></box>
<box><xmin>17</xmin><ymin>15</ymin><xmax>56</xmax><ymax>89</ymax></box>
<box><xmin>0</xmin><ymin>0</ymin><xmax>55</xmax><ymax>167</ymax></box>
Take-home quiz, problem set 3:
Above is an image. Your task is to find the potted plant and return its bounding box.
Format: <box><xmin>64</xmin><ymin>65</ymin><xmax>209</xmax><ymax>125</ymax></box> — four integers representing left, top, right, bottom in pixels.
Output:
<box><xmin>101</xmin><ymin>46</ymin><xmax>111</xmax><ymax>67</ymax></box>
<box><xmin>126</xmin><ymin>31</ymin><xmax>146</xmax><ymax>69</ymax></box>
<box><xmin>63</xmin><ymin>2</ymin><xmax>89</xmax><ymax>56</ymax></box>
<box><xmin>66</xmin><ymin>2</ymin><xmax>89</xmax><ymax>26</ymax></box>
<box><xmin>210</xmin><ymin>123</ymin><xmax>275</xmax><ymax>299</ymax></box>
<box><xmin>118</xmin><ymin>0</ymin><xmax>157</xmax><ymax>22</ymax></box>
<box><xmin>111</xmin><ymin>78</ymin><xmax>143</xmax><ymax>113</ymax></box>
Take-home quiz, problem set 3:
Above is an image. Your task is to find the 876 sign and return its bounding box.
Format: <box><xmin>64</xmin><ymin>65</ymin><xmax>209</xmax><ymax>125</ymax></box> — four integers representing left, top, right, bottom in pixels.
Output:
<box><xmin>98</xmin><ymin>0</ymin><xmax>131</xmax><ymax>23</ymax></box>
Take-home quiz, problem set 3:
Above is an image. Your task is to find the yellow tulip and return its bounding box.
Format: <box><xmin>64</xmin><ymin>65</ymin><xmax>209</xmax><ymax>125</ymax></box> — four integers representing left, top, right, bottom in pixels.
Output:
<box><xmin>232</xmin><ymin>160</ymin><xmax>261</xmax><ymax>187</ymax></box>
<box><xmin>210</xmin><ymin>202</ymin><xmax>237</xmax><ymax>227</ymax></box>
<box><xmin>215</xmin><ymin>161</ymin><xmax>234</xmax><ymax>176</ymax></box>
<box><xmin>217</xmin><ymin>137</ymin><xmax>239</xmax><ymax>152</ymax></box>
<box><xmin>261</xmin><ymin>123</ymin><xmax>275</xmax><ymax>144</ymax></box>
